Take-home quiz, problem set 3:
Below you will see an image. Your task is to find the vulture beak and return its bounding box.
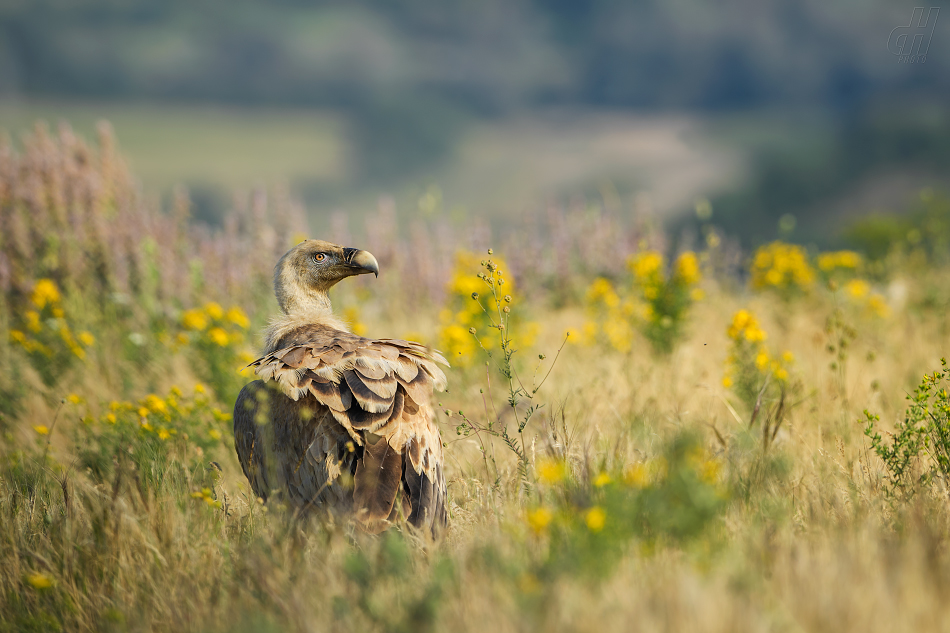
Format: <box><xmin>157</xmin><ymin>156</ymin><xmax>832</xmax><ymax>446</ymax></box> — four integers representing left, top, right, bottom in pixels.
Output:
<box><xmin>343</xmin><ymin>248</ymin><xmax>379</xmax><ymax>278</ymax></box>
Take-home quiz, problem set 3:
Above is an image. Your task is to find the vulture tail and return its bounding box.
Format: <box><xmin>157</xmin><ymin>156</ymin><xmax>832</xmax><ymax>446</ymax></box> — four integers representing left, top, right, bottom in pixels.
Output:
<box><xmin>353</xmin><ymin>439</ymin><xmax>403</xmax><ymax>534</ymax></box>
<box><xmin>404</xmin><ymin>460</ymin><xmax>447</xmax><ymax>535</ymax></box>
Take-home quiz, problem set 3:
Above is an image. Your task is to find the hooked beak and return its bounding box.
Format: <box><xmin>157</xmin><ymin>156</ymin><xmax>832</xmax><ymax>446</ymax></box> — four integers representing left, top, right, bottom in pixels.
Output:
<box><xmin>342</xmin><ymin>248</ymin><xmax>379</xmax><ymax>278</ymax></box>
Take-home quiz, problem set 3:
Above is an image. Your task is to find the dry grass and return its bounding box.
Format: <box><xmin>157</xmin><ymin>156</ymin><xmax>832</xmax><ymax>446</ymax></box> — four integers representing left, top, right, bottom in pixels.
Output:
<box><xmin>2</xmin><ymin>122</ymin><xmax>950</xmax><ymax>633</ymax></box>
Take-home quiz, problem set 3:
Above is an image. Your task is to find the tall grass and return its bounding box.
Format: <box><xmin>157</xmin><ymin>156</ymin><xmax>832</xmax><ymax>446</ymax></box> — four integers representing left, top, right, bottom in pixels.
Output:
<box><xmin>3</xmin><ymin>122</ymin><xmax>950</xmax><ymax>632</ymax></box>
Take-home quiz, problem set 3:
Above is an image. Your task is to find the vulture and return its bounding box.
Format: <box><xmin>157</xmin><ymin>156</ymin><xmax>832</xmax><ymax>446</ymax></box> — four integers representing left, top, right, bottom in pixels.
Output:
<box><xmin>233</xmin><ymin>240</ymin><xmax>449</xmax><ymax>534</ymax></box>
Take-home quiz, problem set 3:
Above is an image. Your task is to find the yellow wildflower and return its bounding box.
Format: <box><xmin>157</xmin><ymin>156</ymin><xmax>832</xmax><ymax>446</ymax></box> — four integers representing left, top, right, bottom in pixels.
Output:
<box><xmin>722</xmin><ymin>376</ymin><xmax>733</xmax><ymax>388</ymax></box>
<box><xmin>105</xmin><ymin>413</ymin><xmax>117</xmax><ymax>424</ymax></box>
<box><xmin>673</xmin><ymin>251</ymin><xmax>701</xmax><ymax>286</ymax></box>
<box><xmin>31</xmin><ymin>279</ymin><xmax>61</xmax><ymax>308</ymax></box>
<box><xmin>157</xmin><ymin>428</ymin><xmax>171</xmax><ymax>440</ymax></box>
<box><xmin>755</xmin><ymin>351</ymin><xmax>770</xmax><ymax>371</ymax></box>
<box><xmin>204</xmin><ymin>302</ymin><xmax>224</xmax><ymax>320</ymax></box>
<box><xmin>593</xmin><ymin>472</ymin><xmax>611</xmax><ymax>487</ymax></box>
<box><xmin>226</xmin><ymin>306</ymin><xmax>250</xmax><ymax>329</ymax></box>
<box><xmin>629</xmin><ymin>251</ymin><xmax>664</xmax><ymax>282</ymax></box>
<box><xmin>66</xmin><ymin>393</ymin><xmax>82</xmax><ymax>404</ymax></box>
<box><xmin>26</xmin><ymin>572</ymin><xmax>54</xmax><ymax>590</ymax></box>
<box><xmin>25</xmin><ymin>311</ymin><xmax>41</xmax><ymax>333</ymax></box>
<box><xmin>207</xmin><ymin>327</ymin><xmax>229</xmax><ymax>347</ymax></box>
<box><xmin>209</xmin><ymin>428</ymin><xmax>222</xmax><ymax>440</ymax></box>
<box><xmin>624</xmin><ymin>463</ymin><xmax>650</xmax><ymax>488</ymax></box>
<box><xmin>33</xmin><ymin>425</ymin><xmax>49</xmax><ymax>435</ymax></box>
<box><xmin>868</xmin><ymin>294</ymin><xmax>890</xmax><ymax>318</ymax></box>
<box><xmin>537</xmin><ymin>458</ymin><xmax>567</xmax><ymax>484</ymax></box>
<box><xmin>587</xmin><ymin>278</ymin><xmax>621</xmax><ymax>308</ymax></box>
<box><xmin>194</xmin><ymin>383</ymin><xmax>206</xmax><ymax>394</ymax></box>
<box><xmin>144</xmin><ymin>394</ymin><xmax>167</xmax><ymax>415</ymax></box>
<box><xmin>9</xmin><ymin>330</ymin><xmax>26</xmax><ymax>344</ymax></box>
<box><xmin>585</xmin><ymin>506</ymin><xmax>606</xmax><ymax>532</ymax></box>
<box><xmin>782</xmin><ymin>351</ymin><xmax>794</xmax><ymax>363</ymax></box>
<box><xmin>817</xmin><ymin>250</ymin><xmax>862</xmax><ymax>272</ymax></box>
<box><xmin>699</xmin><ymin>459</ymin><xmax>720</xmax><ymax>483</ymax></box>
<box><xmin>78</xmin><ymin>331</ymin><xmax>95</xmax><ymax>346</ymax></box>
<box><xmin>137</xmin><ymin>407</ymin><xmax>149</xmax><ymax>418</ymax></box>
<box><xmin>526</xmin><ymin>507</ymin><xmax>553</xmax><ymax>534</ymax></box>
<box><xmin>750</xmin><ymin>242</ymin><xmax>815</xmax><ymax>291</ymax></box>
<box><xmin>845</xmin><ymin>279</ymin><xmax>870</xmax><ymax>299</ymax></box>
<box><xmin>181</xmin><ymin>309</ymin><xmax>208</xmax><ymax>331</ymax></box>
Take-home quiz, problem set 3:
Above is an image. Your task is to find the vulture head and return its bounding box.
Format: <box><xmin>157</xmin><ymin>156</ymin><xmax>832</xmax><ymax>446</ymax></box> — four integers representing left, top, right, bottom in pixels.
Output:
<box><xmin>274</xmin><ymin>239</ymin><xmax>379</xmax><ymax>314</ymax></box>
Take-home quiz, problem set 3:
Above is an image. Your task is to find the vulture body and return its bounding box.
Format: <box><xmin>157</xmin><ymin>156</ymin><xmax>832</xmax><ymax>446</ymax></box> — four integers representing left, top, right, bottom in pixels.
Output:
<box><xmin>233</xmin><ymin>240</ymin><xmax>448</xmax><ymax>534</ymax></box>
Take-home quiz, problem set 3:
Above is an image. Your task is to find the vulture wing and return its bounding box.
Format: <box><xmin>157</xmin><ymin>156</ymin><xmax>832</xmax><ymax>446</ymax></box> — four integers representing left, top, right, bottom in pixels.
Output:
<box><xmin>234</xmin><ymin>324</ymin><xmax>448</xmax><ymax>534</ymax></box>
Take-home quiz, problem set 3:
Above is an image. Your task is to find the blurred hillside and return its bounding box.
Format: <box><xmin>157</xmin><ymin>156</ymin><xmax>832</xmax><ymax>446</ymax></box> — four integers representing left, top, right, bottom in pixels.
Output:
<box><xmin>1</xmin><ymin>0</ymin><xmax>947</xmax><ymax>243</ymax></box>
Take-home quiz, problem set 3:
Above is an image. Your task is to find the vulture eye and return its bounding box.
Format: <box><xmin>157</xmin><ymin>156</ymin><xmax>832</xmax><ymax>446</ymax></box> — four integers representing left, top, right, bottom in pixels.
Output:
<box><xmin>312</xmin><ymin>253</ymin><xmax>327</xmax><ymax>263</ymax></box>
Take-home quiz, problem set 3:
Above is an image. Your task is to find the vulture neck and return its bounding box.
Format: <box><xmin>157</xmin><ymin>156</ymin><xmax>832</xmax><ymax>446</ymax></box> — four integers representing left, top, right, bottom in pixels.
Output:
<box><xmin>278</xmin><ymin>289</ymin><xmax>332</xmax><ymax>315</ymax></box>
<box><xmin>264</xmin><ymin>283</ymin><xmax>349</xmax><ymax>354</ymax></box>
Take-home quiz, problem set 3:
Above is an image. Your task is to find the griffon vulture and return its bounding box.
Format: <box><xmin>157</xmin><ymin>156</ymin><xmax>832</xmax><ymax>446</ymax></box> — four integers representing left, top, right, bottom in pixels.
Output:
<box><xmin>233</xmin><ymin>240</ymin><xmax>448</xmax><ymax>534</ymax></box>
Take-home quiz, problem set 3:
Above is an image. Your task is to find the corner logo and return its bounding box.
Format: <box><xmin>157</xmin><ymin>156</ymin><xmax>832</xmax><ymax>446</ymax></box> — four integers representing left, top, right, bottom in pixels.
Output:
<box><xmin>888</xmin><ymin>7</ymin><xmax>939</xmax><ymax>63</ymax></box>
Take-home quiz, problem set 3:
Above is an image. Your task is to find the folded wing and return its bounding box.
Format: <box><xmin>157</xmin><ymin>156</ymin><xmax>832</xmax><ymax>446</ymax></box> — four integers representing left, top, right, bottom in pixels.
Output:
<box><xmin>241</xmin><ymin>324</ymin><xmax>449</xmax><ymax>533</ymax></box>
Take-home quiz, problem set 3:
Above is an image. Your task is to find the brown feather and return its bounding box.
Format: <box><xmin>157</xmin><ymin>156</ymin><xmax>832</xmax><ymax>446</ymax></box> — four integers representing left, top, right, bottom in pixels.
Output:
<box><xmin>353</xmin><ymin>439</ymin><xmax>403</xmax><ymax>533</ymax></box>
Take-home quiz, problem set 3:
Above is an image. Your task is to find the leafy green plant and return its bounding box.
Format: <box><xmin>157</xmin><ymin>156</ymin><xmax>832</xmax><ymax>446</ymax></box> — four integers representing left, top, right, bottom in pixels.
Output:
<box><xmin>628</xmin><ymin>250</ymin><xmax>703</xmax><ymax>354</ymax></box>
<box><xmin>864</xmin><ymin>358</ymin><xmax>950</xmax><ymax>497</ymax></box>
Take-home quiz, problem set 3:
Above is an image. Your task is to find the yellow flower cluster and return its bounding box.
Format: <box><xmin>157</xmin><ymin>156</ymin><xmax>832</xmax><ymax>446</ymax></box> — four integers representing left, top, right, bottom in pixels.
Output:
<box><xmin>842</xmin><ymin>279</ymin><xmax>889</xmax><ymax>319</ymax></box>
<box><xmin>630</xmin><ymin>251</ymin><xmax>665</xmax><ymax>285</ymax></box>
<box><xmin>32</xmin><ymin>279</ymin><xmax>61</xmax><ymax>308</ymax></box>
<box><xmin>438</xmin><ymin>251</ymin><xmax>536</xmax><ymax>365</ymax></box>
<box><xmin>190</xmin><ymin>487</ymin><xmax>222</xmax><ymax>509</ymax></box>
<box><xmin>726</xmin><ymin>310</ymin><xmax>766</xmax><ymax>343</ymax></box>
<box><xmin>673</xmin><ymin>251</ymin><xmax>702</xmax><ymax>287</ymax></box>
<box><xmin>750</xmin><ymin>242</ymin><xmax>815</xmax><ymax>292</ymax></box>
<box><xmin>537</xmin><ymin>457</ymin><xmax>567</xmax><ymax>484</ymax></box>
<box><xmin>724</xmin><ymin>310</ymin><xmax>793</xmax><ymax>389</ymax></box>
<box><xmin>625</xmin><ymin>250</ymin><xmax>703</xmax><ymax>354</ymax></box>
<box><xmin>97</xmin><ymin>384</ymin><xmax>226</xmax><ymax>442</ymax></box>
<box><xmin>526</xmin><ymin>447</ymin><xmax>722</xmax><ymax>537</ymax></box>
<box><xmin>584</xmin><ymin>278</ymin><xmax>635</xmax><ymax>352</ymax></box>
<box><xmin>9</xmin><ymin>278</ymin><xmax>95</xmax><ymax>361</ymax></box>
<box><xmin>180</xmin><ymin>302</ymin><xmax>250</xmax><ymax>347</ymax></box>
<box><xmin>817</xmin><ymin>250</ymin><xmax>863</xmax><ymax>272</ymax></box>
